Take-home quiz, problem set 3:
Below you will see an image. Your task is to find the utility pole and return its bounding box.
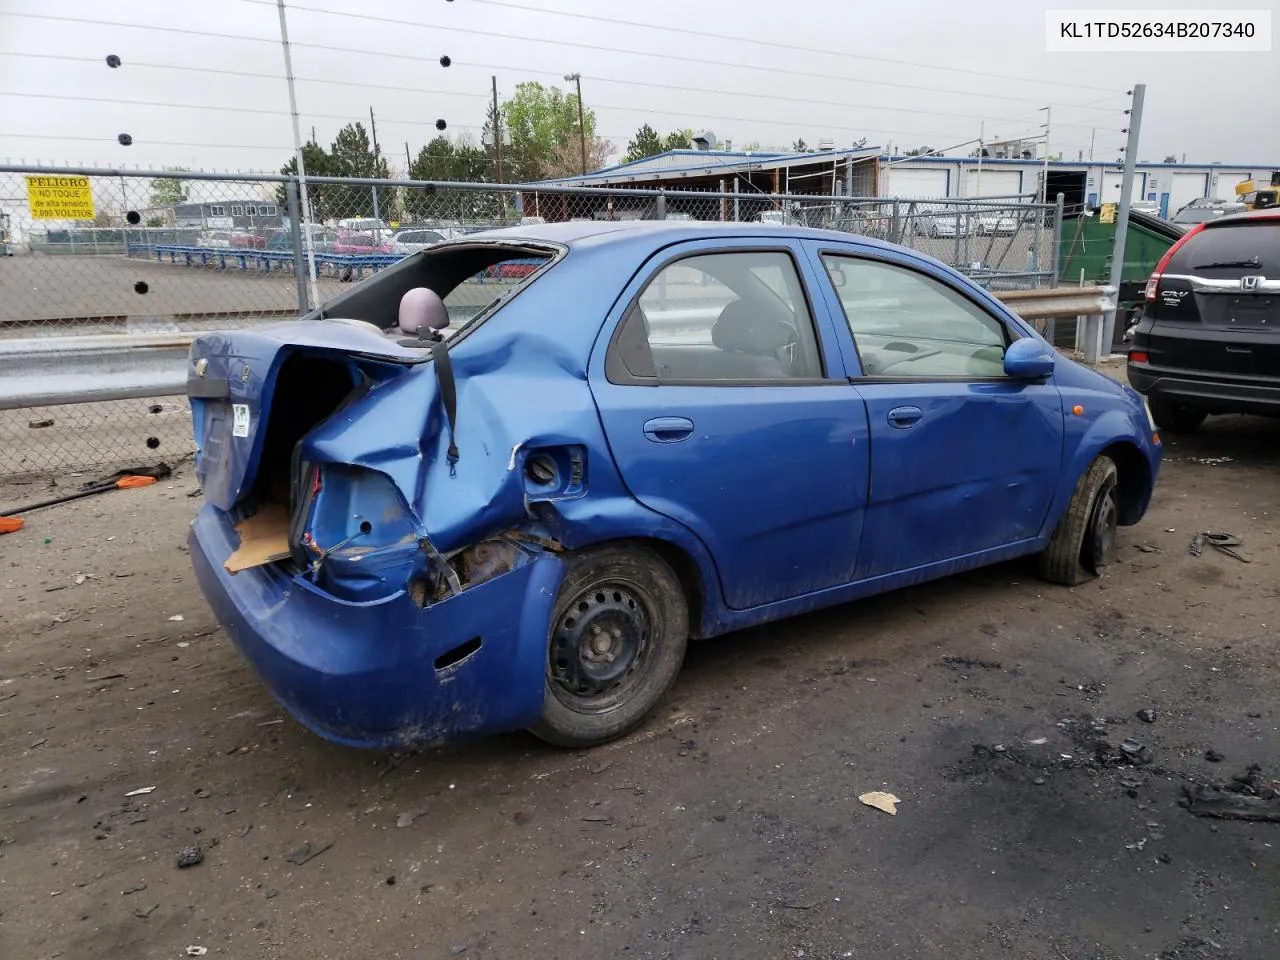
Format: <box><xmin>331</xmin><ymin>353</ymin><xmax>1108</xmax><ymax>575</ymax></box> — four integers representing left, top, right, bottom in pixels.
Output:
<box><xmin>405</xmin><ymin>141</ymin><xmax>412</xmax><ymax>174</ymax></box>
<box><xmin>975</xmin><ymin>121</ymin><xmax>984</xmax><ymax>198</ymax></box>
<box><xmin>1088</xmin><ymin>127</ymin><xmax>1096</xmax><ymax>162</ymax></box>
<box><xmin>491</xmin><ymin>75</ymin><xmax>503</xmax><ymax>184</ymax></box>
<box><xmin>1039</xmin><ymin>105</ymin><xmax>1051</xmax><ymax>203</ymax></box>
<box><xmin>276</xmin><ymin>0</ymin><xmax>319</xmax><ymax>311</ymax></box>
<box><xmin>564</xmin><ymin>72</ymin><xmax>587</xmax><ymax>176</ymax></box>
<box><xmin>310</xmin><ymin>125</ymin><xmax>316</xmax><ymax>145</ymax></box>
<box><xmin>367</xmin><ymin>107</ymin><xmax>381</xmax><ymax>223</ymax></box>
<box><xmin>1101</xmin><ymin>83</ymin><xmax>1146</xmax><ymax>358</ymax></box>
<box><xmin>368</xmin><ymin>107</ymin><xmax>380</xmax><ymax>158</ymax></box>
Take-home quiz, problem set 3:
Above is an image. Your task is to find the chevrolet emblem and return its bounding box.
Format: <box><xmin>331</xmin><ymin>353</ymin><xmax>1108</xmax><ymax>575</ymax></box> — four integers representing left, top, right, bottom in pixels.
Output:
<box><xmin>193</xmin><ymin>358</ymin><xmax>208</xmax><ymax>377</ymax></box>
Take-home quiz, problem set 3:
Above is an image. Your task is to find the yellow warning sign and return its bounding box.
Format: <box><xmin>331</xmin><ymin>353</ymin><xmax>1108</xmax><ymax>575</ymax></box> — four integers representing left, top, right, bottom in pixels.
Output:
<box><xmin>25</xmin><ymin>175</ymin><xmax>96</xmax><ymax>221</ymax></box>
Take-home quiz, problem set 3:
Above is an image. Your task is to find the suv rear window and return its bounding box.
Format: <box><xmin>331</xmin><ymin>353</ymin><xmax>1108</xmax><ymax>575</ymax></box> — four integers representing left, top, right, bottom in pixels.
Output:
<box><xmin>1166</xmin><ymin>220</ymin><xmax>1280</xmax><ymax>275</ymax></box>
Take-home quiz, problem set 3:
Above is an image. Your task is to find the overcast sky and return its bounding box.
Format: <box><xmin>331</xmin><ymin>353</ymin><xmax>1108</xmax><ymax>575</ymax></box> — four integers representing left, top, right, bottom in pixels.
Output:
<box><xmin>1</xmin><ymin>0</ymin><xmax>1277</xmax><ymax>174</ymax></box>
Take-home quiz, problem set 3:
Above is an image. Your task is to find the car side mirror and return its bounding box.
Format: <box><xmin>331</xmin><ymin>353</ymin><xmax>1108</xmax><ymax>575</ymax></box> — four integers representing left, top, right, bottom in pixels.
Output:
<box><xmin>1003</xmin><ymin>337</ymin><xmax>1055</xmax><ymax>379</ymax></box>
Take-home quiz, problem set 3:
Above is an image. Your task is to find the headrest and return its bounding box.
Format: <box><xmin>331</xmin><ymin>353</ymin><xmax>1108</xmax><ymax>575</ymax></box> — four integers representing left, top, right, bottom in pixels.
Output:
<box><xmin>398</xmin><ymin>287</ymin><xmax>449</xmax><ymax>335</ymax></box>
<box><xmin>711</xmin><ymin>299</ymin><xmax>794</xmax><ymax>355</ymax></box>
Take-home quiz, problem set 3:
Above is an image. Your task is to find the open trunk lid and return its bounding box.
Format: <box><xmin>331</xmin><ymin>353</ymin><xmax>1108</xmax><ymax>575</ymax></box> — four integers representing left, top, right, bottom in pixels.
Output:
<box><xmin>188</xmin><ymin>320</ymin><xmax>429</xmax><ymax>512</ymax></box>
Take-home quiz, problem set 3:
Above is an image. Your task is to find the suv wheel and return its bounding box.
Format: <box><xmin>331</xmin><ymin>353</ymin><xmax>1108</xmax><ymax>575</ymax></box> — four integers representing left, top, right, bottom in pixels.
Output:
<box><xmin>1148</xmin><ymin>398</ymin><xmax>1207</xmax><ymax>433</ymax></box>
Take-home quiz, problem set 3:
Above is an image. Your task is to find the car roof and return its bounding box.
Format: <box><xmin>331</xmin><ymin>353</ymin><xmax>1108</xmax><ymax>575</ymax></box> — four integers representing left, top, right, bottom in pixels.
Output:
<box><xmin>1204</xmin><ymin>208</ymin><xmax>1280</xmax><ymax>227</ymax></box>
<box><xmin>463</xmin><ymin>219</ymin><xmax>909</xmax><ymax>256</ymax></box>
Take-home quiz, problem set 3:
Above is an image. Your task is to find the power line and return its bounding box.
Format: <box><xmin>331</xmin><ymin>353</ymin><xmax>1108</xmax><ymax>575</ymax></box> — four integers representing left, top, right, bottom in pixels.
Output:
<box><xmin>0</xmin><ymin>133</ymin><xmax>290</xmax><ymax>151</ymax></box>
<box><xmin>470</xmin><ymin>0</ymin><xmax>1124</xmax><ymax>94</ymax></box>
<box><xmin>0</xmin><ymin>49</ymin><xmax>1125</xmax><ymax>131</ymax></box>
<box><xmin>233</xmin><ymin>0</ymin><xmax>1111</xmax><ymax>108</ymax></box>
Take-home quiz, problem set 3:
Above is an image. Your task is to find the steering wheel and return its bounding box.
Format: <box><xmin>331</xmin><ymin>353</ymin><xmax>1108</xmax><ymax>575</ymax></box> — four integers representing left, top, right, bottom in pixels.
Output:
<box><xmin>876</xmin><ymin>348</ymin><xmax>942</xmax><ymax>374</ymax></box>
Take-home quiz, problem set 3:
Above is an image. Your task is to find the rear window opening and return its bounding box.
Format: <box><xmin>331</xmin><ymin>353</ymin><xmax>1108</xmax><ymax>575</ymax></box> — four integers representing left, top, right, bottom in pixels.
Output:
<box><xmin>308</xmin><ymin>241</ymin><xmax>558</xmax><ymax>344</ymax></box>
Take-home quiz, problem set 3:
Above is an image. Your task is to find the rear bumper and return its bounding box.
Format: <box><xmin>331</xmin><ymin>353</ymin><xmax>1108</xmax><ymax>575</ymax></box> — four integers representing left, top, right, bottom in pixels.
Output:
<box><xmin>189</xmin><ymin>504</ymin><xmax>565</xmax><ymax>748</ymax></box>
<box><xmin>1127</xmin><ymin>363</ymin><xmax>1280</xmax><ymax>416</ymax></box>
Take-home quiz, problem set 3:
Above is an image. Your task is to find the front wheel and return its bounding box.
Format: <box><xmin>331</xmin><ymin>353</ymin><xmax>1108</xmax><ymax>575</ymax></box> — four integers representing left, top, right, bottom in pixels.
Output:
<box><xmin>1038</xmin><ymin>456</ymin><xmax>1120</xmax><ymax>586</ymax></box>
<box><xmin>1148</xmin><ymin>397</ymin><xmax>1207</xmax><ymax>433</ymax></box>
<box><xmin>530</xmin><ymin>544</ymin><xmax>689</xmax><ymax>748</ymax></box>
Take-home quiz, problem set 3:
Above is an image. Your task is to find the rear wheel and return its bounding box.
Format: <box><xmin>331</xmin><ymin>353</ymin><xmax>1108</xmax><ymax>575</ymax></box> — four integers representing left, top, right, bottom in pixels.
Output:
<box><xmin>530</xmin><ymin>544</ymin><xmax>689</xmax><ymax>748</ymax></box>
<box><xmin>1148</xmin><ymin>397</ymin><xmax>1207</xmax><ymax>433</ymax></box>
<box><xmin>1038</xmin><ymin>456</ymin><xmax>1120</xmax><ymax>586</ymax></box>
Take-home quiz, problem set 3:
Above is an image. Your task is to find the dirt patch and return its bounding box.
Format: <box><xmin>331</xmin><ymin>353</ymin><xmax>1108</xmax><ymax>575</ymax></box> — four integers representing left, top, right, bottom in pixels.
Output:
<box><xmin>2</xmin><ymin>414</ymin><xmax>1278</xmax><ymax>959</ymax></box>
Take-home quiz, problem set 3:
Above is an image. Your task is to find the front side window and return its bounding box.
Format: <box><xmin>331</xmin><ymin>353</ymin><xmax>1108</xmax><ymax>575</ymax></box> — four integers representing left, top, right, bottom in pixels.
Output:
<box><xmin>821</xmin><ymin>255</ymin><xmax>1009</xmax><ymax>379</ymax></box>
<box><xmin>611</xmin><ymin>250</ymin><xmax>825</xmax><ymax>383</ymax></box>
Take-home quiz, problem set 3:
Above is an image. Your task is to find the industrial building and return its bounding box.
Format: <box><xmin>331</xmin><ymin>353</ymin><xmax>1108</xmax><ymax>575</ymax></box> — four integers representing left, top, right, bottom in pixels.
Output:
<box><xmin>536</xmin><ymin>146</ymin><xmax>1270</xmax><ymax>219</ymax></box>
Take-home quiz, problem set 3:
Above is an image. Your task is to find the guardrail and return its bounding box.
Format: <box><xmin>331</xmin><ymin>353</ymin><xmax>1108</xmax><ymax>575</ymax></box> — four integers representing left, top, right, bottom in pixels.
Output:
<box><xmin>1</xmin><ymin>285</ymin><xmax>1118</xmax><ymax>415</ymax></box>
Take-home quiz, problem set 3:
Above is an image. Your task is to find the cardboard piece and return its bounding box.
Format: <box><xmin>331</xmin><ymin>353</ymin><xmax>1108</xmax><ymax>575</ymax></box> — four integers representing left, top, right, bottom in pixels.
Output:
<box><xmin>858</xmin><ymin>791</ymin><xmax>900</xmax><ymax>816</ymax></box>
<box><xmin>225</xmin><ymin>505</ymin><xmax>292</xmax><ymax>574</ymax></box>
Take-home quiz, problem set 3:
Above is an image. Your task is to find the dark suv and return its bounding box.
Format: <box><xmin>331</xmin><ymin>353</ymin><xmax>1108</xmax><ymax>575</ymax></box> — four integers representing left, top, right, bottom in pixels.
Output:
<box><xmin>1127</xmin><ymin>210</ymin><xmax>1280</xmax><ymax>432</ymax></box>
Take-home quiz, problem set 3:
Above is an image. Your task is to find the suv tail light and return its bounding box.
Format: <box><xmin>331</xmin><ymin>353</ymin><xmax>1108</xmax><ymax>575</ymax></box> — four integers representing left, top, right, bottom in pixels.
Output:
<box><xmin>1145</xmin><ymin>222</ymin><xmax>1207</xmax><ymax>301</ymax></box>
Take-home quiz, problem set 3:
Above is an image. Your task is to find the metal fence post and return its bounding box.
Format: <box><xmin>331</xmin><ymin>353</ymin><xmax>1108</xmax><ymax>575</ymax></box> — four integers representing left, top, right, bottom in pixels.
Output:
<box><xmin>1104</xmin><ymin>82</ymin><xmax>1146</xmax><ymax>356</ymax></box>
<box><xmin>890</xmin><ymin>200</ymin><xmax>900</xmax><ymax>244</ymax></box>
<box><xmin>285</xmin><ymin>177</ymin><xmax>308</xmax><ymax>314</ymax></box>
<box><xmin>655</xmin><ymin>191</ymin><xmax>666</xmax><ymax>220</ymax></box>
<box><xmin>1050</xmin><ymin>192</ymin><xmax>1065</xmax><ymax>286</ymax></box>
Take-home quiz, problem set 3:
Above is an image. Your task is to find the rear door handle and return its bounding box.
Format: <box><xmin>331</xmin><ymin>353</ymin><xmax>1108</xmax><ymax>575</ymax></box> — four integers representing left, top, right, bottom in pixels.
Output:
<box><xmin>643</xmin><ymin>416</ymin><xmax>694</xmax><ymax>443</ymax></box>
<box><xmin>887</xmin><ymin>405</ymin><xmax>923</xmax><ymax>428</ymax></box>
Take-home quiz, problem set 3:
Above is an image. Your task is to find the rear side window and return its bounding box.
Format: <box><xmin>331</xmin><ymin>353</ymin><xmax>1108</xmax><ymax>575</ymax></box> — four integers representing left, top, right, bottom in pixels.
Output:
<box><xmin>609</xmin><ymin>250</ymin><xmax>826</xmax><ymax>384</ymax></box>
<box><xmin>1167</xmin><ymin>222</ymin><xmax>1280</xmax><ymax>275</ymax></box>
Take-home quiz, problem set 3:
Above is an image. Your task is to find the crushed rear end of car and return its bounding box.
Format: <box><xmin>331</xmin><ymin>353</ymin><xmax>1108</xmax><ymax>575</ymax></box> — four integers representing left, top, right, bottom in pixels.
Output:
<box><xmin>185</xmin><ymin>239</ymin><xmax>597</xmax><ymax>747</ymax></box>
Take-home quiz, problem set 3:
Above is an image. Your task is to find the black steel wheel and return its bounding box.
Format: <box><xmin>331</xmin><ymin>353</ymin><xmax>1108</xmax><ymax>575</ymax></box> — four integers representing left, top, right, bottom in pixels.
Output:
<box><xmin>1038</xmin><ymin>456</ymin><xmax>1120</xmax><ymax>586</ymax></box>
<box><xmin>531</xmin><ymin>544</ymin><xmax>688</xmax><ymax>748</ymax></box>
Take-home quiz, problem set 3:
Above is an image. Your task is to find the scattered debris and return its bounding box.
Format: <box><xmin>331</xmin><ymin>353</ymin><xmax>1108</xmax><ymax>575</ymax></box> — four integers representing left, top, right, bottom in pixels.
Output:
<box><xmin>185</xmin><ymin>948</ymin><xmax>208</xmax><ymax>957</ymax></box>
<box><xmin>1182</xmin><ymin>765</ymin><xmax>1280</xmax><ymax>822</ymax></box>
<box><xmin>581</xmin><ymin>816</ymin><xmax>611</xmax><ymax>823</ymax></box>
<box><xmin>1135</xmin><ymin>544</ymin><xmax>1160</xmax><ymax>553</ymax></box>
<box><xmin>175</xmin><ymin>846</ymin><xmax>204</xmax><ymax>869</ymax></box>
<box><xmin>29</xmin><ymin>738</ymin><xmax>47</xmax><ymax>749</ymax></box>
<box><xmin>28</xmin><ymin>418</ymin><xmax>55</xmax><ymax>429</ymax></box>
<box><xmin>1137</xmin><ymin>708</ymin><xmax>1157</xmax><ymax>724</ymax></box>
<box><xmin>858</xmin><ymin>791</ymin><xmax>899</xmax><ymax>816</ymax></box>
<box><xmin>194</xmin><ymin>788</ymin><xmax>210</xmax><ymax>799</ymax></box>
<box><xmin>122</xmin><ymin>883</ymin><xmax>147</xmax><ymax>895</ymax></box>
<box><xmin>133</xmin><ymin>904</ymin><xmax>157</xmax><ymax>919</ymax></box>
<box><xmin>1028</xmin><ymin>737</ymin><xmax>1048</xmax><ymax>745</ymax></box>
<box><xmin>941</xmin><ymin>656</ymin><xmax>1002</xmax><ymax>671</ymax></box>
<box><xmin>451</xmin><ymin>947</ymin><xmax>468</xmax><ymax>956</ymax></box>
<box><xmin>124</xmin><ymin>787</ymin><xmax>156</xmax><ymax>797</ymax></box>
<box><xmin>1205</xmin><ymin>749</ymin><xmax>1225</xmax><ymax>763</ymax></box>
<box><xmin>285</xmin><ymin>841</ymin><xmax>332</xmax><ymax>866</ymax></box>
<box><xmin>396</xmin><ymin>810</ymin><xmax>425</xmax><ymax>829</ymax></box>
<box><xmin>168</xmin><ymin>614</ymin><xmax>185</xmax><ymax>622</ymax></box>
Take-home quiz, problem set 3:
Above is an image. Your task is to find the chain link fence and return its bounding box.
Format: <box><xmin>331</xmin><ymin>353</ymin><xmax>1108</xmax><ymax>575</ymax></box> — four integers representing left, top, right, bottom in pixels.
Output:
<box><xmin>1</xmin><ymin>165</ymin><xmax>1060</xmax><ymax>480</ymax></box>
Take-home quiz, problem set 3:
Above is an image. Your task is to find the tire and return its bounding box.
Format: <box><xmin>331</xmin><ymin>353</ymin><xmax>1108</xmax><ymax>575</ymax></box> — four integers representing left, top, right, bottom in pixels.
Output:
<box><xmin>1148</xmin><ymin>397</ymin><xmax>1207</xmax><ymax>433</ymax></box>
<box><xmin>1038</xmin><ymin>456</ymin><xmax>1120</xmax><ymax>586</ymax></box>
<box><xmin>530</xmin><ymin>543</ymin><xmax>689</xmax><ymax>748</ymax></box>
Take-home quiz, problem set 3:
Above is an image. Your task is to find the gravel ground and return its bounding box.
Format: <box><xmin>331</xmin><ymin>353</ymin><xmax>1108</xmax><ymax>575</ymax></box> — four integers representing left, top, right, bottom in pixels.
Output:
<box><xmin>1</xmin><ymin>412</ymin><xmax>1278</xmax><ymax>960</ymax></box>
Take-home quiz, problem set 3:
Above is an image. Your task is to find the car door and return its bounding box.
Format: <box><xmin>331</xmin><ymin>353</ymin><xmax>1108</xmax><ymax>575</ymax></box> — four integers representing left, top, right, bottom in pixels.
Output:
<box><xmin>591</xmin><ymin>239</ymin><xmax>869</xmax><ymax>610</ymax></box>
<box><xmin>811</xmin><ymin>246</ymin><xmax>1064</xmax><ymax>580</ymax></box>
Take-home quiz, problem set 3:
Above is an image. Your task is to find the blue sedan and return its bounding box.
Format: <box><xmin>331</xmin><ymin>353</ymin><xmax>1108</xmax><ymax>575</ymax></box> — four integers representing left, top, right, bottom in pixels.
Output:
<box><xmin>185</xmin><ymin>221</ymin><xmax>1162</xmax><ymax>749</ymax></box>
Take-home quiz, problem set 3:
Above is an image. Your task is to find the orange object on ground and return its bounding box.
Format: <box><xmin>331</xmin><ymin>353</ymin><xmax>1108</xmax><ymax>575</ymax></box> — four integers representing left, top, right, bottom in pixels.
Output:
<box><xmin>0</xmin><ymin>474</ymin><xmax>159</xmax><ymax>532</ymax></box>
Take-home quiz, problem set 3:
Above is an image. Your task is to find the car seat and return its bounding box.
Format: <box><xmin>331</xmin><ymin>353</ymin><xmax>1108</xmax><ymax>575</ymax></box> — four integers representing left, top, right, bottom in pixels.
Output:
<box><xmin>708</xmin><ymin>299</ymin><xmax>797</xmax><ymax>379</ymax></box>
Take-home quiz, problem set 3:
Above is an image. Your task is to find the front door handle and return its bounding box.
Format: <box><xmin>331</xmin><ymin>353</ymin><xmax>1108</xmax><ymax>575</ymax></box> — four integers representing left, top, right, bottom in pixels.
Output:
<box><xmin>887</xmin><ymin>405</ymin><xmax>923</xmax><ymax>428</ymax></box>
<box><xmin>643</xmin><ymin>416</ymin><xmax>694</xmax><ymax>443</ymax></box>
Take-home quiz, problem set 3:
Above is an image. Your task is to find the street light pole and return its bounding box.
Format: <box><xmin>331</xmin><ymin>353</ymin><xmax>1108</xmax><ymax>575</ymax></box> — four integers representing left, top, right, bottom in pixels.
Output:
<box><xmin>565</xmin><ymin>72</ymin><xmax>587</xmax><ymax>176</ymax></box>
